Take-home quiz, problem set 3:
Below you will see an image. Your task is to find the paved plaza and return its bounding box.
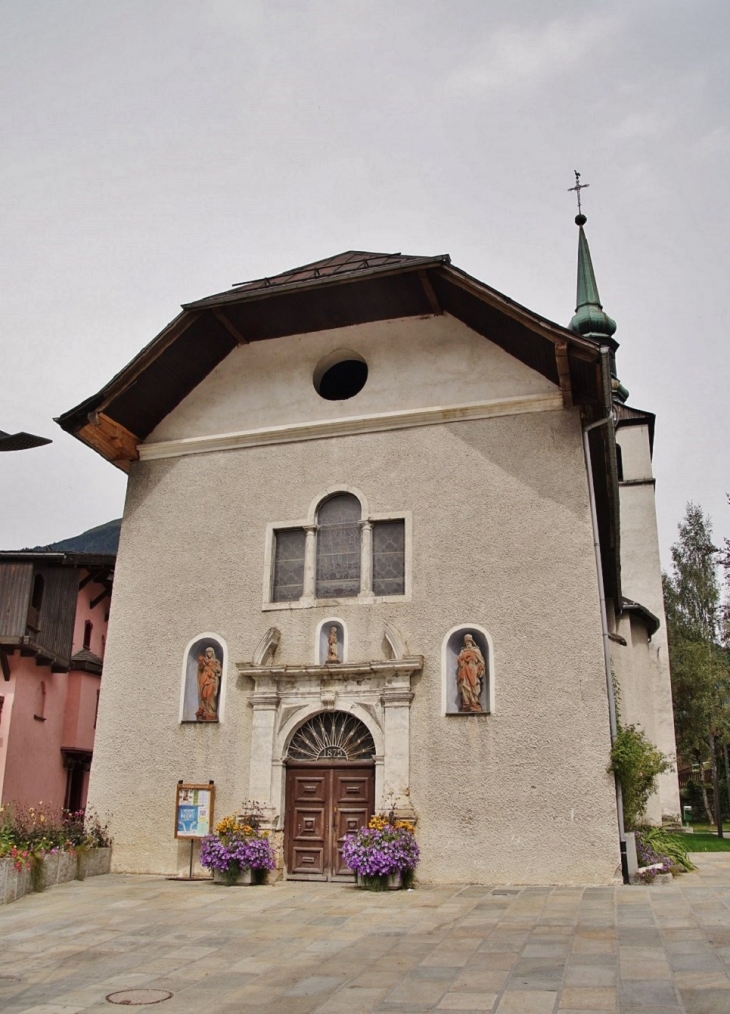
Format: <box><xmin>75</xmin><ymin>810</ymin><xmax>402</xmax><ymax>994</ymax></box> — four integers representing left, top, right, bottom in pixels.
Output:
<box><xmin>2</xmin><ymin>856</ymin><xmax>730</xmax><ymax>1014</ymax></box>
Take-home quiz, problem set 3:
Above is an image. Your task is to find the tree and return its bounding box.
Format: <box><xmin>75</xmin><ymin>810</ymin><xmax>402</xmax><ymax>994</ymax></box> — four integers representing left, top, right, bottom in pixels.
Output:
<box><xmin>664</xmin><ymin>504</ymin><xmax>730</xmax><ymax>831</ymax></box>
<box><xmin>720</xmin><ymin>494</ymin><xmax>730</xmax><ymax>648</ymax></box>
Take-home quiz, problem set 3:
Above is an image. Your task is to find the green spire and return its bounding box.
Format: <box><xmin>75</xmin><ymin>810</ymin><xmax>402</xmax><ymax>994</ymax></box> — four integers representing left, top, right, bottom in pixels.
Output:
<box><xmin>569</xmin><ymin>213</ymin><xmax>617</xmax><ymax>340</ymax></box>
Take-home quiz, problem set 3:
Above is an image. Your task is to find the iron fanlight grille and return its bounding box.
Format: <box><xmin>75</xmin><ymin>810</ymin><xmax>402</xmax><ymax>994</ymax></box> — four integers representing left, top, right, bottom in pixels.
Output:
<box><xmin>288</xmin><ymin>711</ymin><xmax>375</xmax><ymax>761</ymax></box>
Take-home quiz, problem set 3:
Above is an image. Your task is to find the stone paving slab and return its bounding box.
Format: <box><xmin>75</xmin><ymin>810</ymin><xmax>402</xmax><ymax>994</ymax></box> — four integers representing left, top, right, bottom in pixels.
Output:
<box><xmin>2</xmin><ymin>855</ymin><xmax>730</xmax><ymax>1012</ymax></box>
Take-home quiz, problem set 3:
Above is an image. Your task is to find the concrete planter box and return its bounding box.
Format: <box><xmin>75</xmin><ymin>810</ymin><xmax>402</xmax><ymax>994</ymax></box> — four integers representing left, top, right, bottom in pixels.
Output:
<box><xmin>357</xmin><ymin>872</ymin><xmax>403</xmax><ymax>890</ymax></box>
<box><xmin>0</xmin><ymin>847</ymin><xmax>111</xmax><ymax>906</ymax></box>
<box><xmin>212</xmin><ymin>866</ymin><xmax>269</xmax><ymax>885</ymax></box>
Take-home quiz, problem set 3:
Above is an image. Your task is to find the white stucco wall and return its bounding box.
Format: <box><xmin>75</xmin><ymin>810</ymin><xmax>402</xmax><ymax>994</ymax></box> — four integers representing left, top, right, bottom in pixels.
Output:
<box><xmin>88</xmin><ymin>315</ymin><xmax>622</xmax><ymax>884</ymax></box>
<box><xmin>609</xmin><ymin>612</ymin><xmax>662</xmax><ymax>825</ymax></box>
<box><xmin>616</xmin><ymin>423</ymin><xmax>681</xmax><ymax>818</ymax></box>
<box><xmin>147</xmin><ymin>314</ymin><xmax>557</xmax><ymax>443</ymax></box>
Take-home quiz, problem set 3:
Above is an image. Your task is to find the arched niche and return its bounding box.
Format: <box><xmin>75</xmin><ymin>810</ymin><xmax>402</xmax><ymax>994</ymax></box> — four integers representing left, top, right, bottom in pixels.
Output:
<box><xmin>179</xmin><ymin>633</ymin><xmax>227</xmax><ymax>723</ymax></box>
<box><xmin>315</xmin><ymin>618</ymin><xmax>347</xmax><ymax>664</ymax></box>
<box><xmin>441</xmin><ymin>624</ymin><xmax>494</xmax><ymax>716</ymax></box>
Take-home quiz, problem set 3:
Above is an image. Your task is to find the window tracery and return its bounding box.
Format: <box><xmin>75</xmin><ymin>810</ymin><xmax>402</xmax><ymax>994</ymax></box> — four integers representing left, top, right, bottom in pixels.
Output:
<box><xmin>287</xmin><ymin>711</ymin><xmax>375</xmax><ymax>761</ymax></box>
<box><xmin>267</xmin><ymin>491</ymin><xmax>407</xmax><ymax>605</ymax></box>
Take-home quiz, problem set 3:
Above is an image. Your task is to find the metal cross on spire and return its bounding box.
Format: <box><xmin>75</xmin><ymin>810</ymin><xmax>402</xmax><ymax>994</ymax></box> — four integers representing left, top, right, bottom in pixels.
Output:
<box><xmin>568</xmin><ymin>170</ymin><xmax>589</xmax><ymax>216</ymax></box>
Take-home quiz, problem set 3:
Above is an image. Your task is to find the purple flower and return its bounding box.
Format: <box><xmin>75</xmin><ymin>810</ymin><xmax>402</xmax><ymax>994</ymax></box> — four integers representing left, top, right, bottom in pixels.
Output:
<box><xmin>341</xmin><ymin>824</ymin><xmax>420</xmax><ymax>877</ymax></box>
<box><xmin>199</xmin><ymin>833</ymin><xmax>275</xmax><ymax>874</ymax></box>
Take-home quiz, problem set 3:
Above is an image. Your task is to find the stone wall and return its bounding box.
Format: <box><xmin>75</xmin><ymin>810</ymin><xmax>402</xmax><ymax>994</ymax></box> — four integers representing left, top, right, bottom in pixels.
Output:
<box><xmin>0</xmin><ymin>847</ymin><xmax>111</xmax><ymax>906</ymax></box>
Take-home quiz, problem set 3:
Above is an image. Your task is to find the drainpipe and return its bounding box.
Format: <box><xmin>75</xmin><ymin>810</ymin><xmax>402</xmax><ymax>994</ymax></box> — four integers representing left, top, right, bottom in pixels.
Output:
<box><xmin>582</xmin><ymin>351</ymin><xmax>628</xmax><ymax>883</ymax></box>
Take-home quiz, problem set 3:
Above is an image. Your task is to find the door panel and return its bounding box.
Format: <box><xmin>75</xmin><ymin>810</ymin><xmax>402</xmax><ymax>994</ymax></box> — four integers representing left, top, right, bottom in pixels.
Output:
<box><xmin>331</xmin><ymin>770</ymin><xmax>374</xmax><ymax>879</ymax></box>
<box><xmin>287</xmin><ymin>770</ymin><xmax>328</xmax><ymax>879</ymax></box>
<box><xmin>286</xmin><ymin>764</ymin><xmax>374</xmax><ymax>881</ymax></box>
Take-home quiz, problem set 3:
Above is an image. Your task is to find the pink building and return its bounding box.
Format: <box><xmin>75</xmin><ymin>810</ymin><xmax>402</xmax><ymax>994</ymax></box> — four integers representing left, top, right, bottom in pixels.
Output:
<box><xmin>0</xmin><ymin>550</ymin><xmax>114</xmax><ymax>812</ymax></box>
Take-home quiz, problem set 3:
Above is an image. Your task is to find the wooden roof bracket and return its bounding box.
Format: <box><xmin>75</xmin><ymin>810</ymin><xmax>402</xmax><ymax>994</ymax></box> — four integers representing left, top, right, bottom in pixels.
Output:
<box><xmin>555</xmin><ymin>341</ymin><xmax>573</xmax><ymax>409</ymax></box>
<box><xmin>212</xmin><ymin>308</ymin><xmax>249</xmax><ymax>344</ymax></box>
<box><xmin>439</xmin><ymin>265</ymin><xmax>597</xmax><ymax>360</ymax></box>
<box><xmin>418</xmin><ymin>270</ymin><xmax>442</xmax><ymax>315</ymax></box>
<box><xmin>77</xmin><ymin>411</ymin><xmax>140</xmax><ymax>472</ymax></box>
<box><xmin>90</xmin><ymin>585</ymin><xmax>112</xmax><ymax>610</ymax></box>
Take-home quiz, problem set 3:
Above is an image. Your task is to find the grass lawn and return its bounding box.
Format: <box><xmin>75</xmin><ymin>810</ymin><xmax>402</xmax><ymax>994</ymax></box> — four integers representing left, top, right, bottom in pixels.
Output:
<box><xmin>669</xmin><ymin>831</ymin><xmax>730</xmax><ymax>852</ymax></box>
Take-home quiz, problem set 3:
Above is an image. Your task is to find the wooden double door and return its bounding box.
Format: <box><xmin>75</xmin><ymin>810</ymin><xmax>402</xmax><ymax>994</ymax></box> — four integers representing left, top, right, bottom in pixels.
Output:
<box><xmin>285</xmin><ymin>763</ymin><xmax>374</xmax><ymax>881</ymax></box>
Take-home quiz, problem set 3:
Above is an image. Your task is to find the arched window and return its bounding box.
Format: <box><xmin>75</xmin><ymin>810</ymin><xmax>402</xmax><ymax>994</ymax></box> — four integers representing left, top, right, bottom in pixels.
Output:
<box><xmin>315</xmin><ymin>494</ymin><xmax>361</xmax><ymax>599</ymax></box>
<box><xmin>268</xmin><ymin>490</ymin><xmax>408</xmax><ymax>604</ymax></box>
<box><xmin>83</xmin><ymin>620</ymin><xmax>93</xmax><ymax>651</ymax></box>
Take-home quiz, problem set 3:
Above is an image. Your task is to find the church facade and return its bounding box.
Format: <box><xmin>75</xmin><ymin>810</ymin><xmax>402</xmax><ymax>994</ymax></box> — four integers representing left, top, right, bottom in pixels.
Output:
<box><xmin>58</xmin><ymin>238</ymin><xmax>679</xmax><ymax>884</ymax></box>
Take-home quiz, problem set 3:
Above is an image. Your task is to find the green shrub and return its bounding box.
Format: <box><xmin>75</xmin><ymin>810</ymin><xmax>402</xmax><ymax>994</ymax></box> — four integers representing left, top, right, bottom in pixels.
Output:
<box><xmin>608</xmin><ymin>725</ymin><xmax>672</xmax><ymax>829</ymax></box>
<box><xmin>639</xmin><ymin>825</ymin><xmax>695</xmax><ymax>872</ymax></box>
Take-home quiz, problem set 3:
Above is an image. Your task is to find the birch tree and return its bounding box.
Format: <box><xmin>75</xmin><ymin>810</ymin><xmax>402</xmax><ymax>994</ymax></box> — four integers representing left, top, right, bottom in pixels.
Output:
<box><xmin>664</xmin><ymin>504</ymin><xmax>730</xmax><ymax>828</ymax></box>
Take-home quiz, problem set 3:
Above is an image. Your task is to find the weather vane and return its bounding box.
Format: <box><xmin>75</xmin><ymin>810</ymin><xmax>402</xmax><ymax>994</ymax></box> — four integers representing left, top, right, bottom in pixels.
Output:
<box><xmin>568</xmin><ymin>170</ymin><xmax>589</xmax><ymax>216</ymax></box>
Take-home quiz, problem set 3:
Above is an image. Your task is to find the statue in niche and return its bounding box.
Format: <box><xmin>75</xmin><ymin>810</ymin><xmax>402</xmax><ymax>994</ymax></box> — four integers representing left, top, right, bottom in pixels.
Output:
<box><xmin>326</xmin><ymin>625</ymin><xmax>340</xmax><ymax>663</ymax></box>
<box><xmin>196</xmin><ymin>646</ymin><xmax>222</xmax><ymax>721</ymax></box>
<box><xmin>456</xmin><ymin>634</ymin><xmax>485</xmax><ymax>713</ymax></box>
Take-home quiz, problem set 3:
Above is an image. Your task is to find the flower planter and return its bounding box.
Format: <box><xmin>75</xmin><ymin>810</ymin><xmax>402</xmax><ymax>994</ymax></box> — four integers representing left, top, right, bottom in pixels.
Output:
<box><xmin>342</xmin><ymin>818</ymin><xmax>419</xmax><ymax>891</ymax></box>
<box><xmin>212</xmin><ymin>866</ymin><xmax>268</xmax><ymax>886</ymax></box>
<box><xmin>200</xmin><ymin>815</ymin><xmax>276</xmax><ymax>885</ymax></box>
<box><xmin>214</xmin><ymin>866</ymin><xmax>253</xmax><ymax>886</ymax></box>
<box><xmin>357</xmin><ymin>871</ymin><xmax>403</xmax><ymax>891</ymax></box>
<box><xmin>0</xmin><ymin>847</ymin><xmax>112</xmax><ymax>907</ymax></box>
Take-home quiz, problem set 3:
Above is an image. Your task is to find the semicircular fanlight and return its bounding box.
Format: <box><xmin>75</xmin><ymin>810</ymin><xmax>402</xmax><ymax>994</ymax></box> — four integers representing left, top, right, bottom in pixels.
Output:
<box><xmin>287</xmin><ymin>711</ymin><xmax>375</xmax><ymax>762</ymax></box>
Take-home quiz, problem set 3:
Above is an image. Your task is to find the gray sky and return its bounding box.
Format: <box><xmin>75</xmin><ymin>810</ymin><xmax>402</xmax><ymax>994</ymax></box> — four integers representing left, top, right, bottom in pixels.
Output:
<box><xmin>2</xmin><ymin>0</ymin><xmax>728</xmax><ymax>567</ymax></box>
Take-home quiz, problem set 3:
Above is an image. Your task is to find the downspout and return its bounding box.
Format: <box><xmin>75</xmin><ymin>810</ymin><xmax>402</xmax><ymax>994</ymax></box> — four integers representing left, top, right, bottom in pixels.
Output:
<box><xmin>582</xmin><ymin>347</ymin><xmax>628</xmax><ymax>882</ymax></box>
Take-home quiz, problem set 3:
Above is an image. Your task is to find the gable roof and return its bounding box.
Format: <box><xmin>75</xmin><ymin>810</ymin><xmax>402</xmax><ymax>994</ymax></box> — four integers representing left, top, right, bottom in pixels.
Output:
<box><xmin>54</xmin><ymin>248</ymin><xmax>622</xmax><ymax>603</ymax></box>
<box><xmin>56</xmin><ymin>248</ymin><xmax>608</xmax><ymax>471</ymax></box>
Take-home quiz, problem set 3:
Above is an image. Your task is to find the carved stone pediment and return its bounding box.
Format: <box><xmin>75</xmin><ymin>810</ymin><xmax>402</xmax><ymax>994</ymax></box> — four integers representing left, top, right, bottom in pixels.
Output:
<box><xmin>235</xmin><ymin>655</ymin><xmax>423</xmax><ymax>826</ymax></box>
<box><xmin>236</xmin><ymin>656</ymin><xmax>423</xmax><ymax>683</ymax></box>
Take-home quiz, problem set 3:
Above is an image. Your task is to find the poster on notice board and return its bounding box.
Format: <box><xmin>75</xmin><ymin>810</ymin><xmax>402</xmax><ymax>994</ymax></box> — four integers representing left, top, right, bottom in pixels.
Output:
<box><xmin>174</xmin><ymin>783</ymin><xmax>215</xmax><ymax>839</ymax></box>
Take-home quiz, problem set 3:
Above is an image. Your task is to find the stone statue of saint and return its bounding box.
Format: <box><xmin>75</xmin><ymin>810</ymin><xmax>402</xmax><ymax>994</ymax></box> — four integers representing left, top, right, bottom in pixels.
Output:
<box><xmin>327</xmin><ymin>626</ymin><xmax>340</xmax><ymax>663</ymax></box>
<box><xmin>456</xmin><ymin>634</ymin><xmax>485</xmax><ymax>713</ymax></box>
<box><xmin>196</xmin><ymin>646</ymin><xmax>222</xmax><ymax>721</ymax></box>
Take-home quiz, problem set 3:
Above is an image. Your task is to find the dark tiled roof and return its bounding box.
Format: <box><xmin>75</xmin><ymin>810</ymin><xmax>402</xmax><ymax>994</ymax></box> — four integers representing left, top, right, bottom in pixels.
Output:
<box><xmin>234</xmin><ymin>250</ymin><xmax>426</xmax><ymax>290</ymax></box>
<box><xmin>70</xmin><ymin>648</ymin><xmax>103</xmax><ymax>673</ymax></box>
<box><xmin>622</xmin><ymin>597</ymin><xmax>660</xmax><ymax>637</ymax></box>
<box><xmin>185</xmin><ymin>250</ymin><xmax>447</xmax><ymax>308</ymax></box>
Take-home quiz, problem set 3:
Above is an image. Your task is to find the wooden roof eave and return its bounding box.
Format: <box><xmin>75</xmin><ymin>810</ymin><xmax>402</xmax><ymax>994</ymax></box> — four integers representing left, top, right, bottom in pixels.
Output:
<box><xmin>55</xmin><ymin>310</ymin><xmax>201</xmax><ymax>435</ymax></box>
<box><xmin>591</xmin><ymin>348</ymin><xmax>622</xmax><ymax>606</ymax></box>
<box><xmin>438</xmin><ymin>264</ymin><xmax>600</xmax><ymax>362</ymax></box>
<box><xmin>55</xmin><ymin>254</ymin><xmax>609</xmax><ymax>472</ymax></box>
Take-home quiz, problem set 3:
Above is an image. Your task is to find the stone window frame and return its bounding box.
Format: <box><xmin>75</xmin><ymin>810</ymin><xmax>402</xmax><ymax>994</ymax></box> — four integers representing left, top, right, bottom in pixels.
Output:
<box><xmin>441</xmin><ymin>623</ymin><xmax>495</xmax><ymax>716</ymax></box>
<box><xmin>178</xmin><ymin>631</ymin><xmax>228</xmax><ymax>724</ymax></box>
<box><xmin>262</xmin><ymin>485</ymin><xmax>412</xmax><ymax>611</ymax></box>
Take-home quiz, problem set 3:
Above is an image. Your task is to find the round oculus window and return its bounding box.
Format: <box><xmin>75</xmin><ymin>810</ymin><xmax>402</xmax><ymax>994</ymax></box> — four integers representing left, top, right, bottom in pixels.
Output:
<box><xmin>313</xmin><ymin>350</ymin><xmax>368</xmax><ymax>401</ymax></box>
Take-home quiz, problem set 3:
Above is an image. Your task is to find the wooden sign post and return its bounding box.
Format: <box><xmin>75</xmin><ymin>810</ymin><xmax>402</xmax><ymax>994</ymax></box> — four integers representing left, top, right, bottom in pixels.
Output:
<box><xmin>174</xmin><ymin>781</ymin><xmax>215</xmax><ymax>880</ymax></box>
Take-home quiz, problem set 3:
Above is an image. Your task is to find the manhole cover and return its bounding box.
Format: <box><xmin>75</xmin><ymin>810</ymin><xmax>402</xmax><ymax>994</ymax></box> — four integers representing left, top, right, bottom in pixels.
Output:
<box><xmin>106</xmin><ymin>989</ymin><xmax>173</xmax><ymax>1006</ymax></box>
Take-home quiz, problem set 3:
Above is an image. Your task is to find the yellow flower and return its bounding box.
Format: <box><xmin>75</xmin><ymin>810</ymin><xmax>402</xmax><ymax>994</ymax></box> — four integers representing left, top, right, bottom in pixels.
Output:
<box><xmin>214</xmin><ymin>814</ymin><xmax>241</xmax><ymax>836</ymax></box>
